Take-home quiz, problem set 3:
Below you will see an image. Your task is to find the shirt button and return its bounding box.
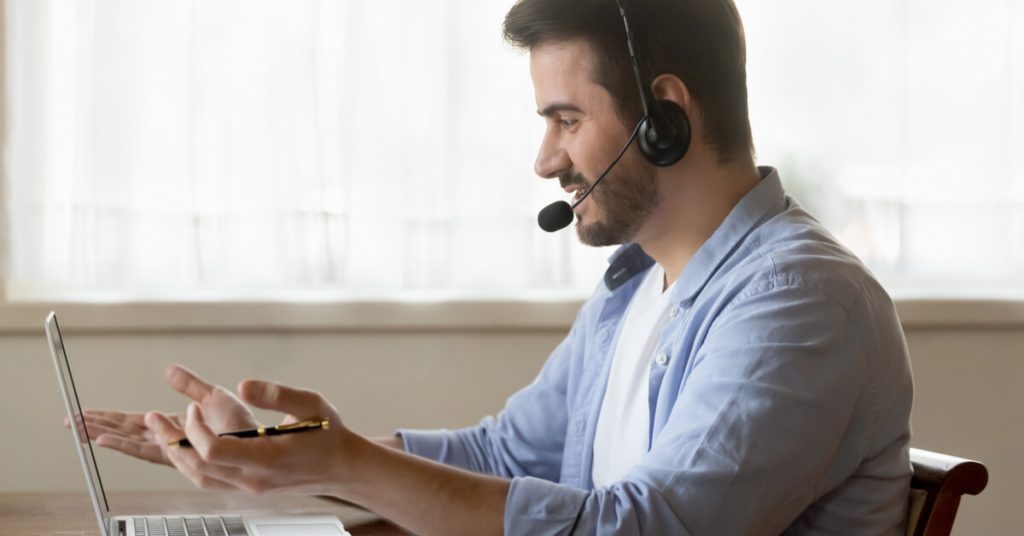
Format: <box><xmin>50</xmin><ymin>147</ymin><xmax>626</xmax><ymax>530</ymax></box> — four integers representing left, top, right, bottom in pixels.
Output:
<box><xmin>655</xmin><ymin>353</ymin><xmax>669</xmax><ymax>366</ymax></box>
<box><xmin>669</xmin><ymin>306</ymin><xmax>680</xmax><ymax>318</ymax></box>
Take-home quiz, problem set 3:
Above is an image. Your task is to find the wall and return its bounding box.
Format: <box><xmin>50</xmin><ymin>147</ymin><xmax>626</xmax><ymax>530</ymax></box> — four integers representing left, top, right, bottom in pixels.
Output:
<box><xmin>0</xmin><ymin>301</ymin><xmax>1021</xmax><ymax>534</ymax></box>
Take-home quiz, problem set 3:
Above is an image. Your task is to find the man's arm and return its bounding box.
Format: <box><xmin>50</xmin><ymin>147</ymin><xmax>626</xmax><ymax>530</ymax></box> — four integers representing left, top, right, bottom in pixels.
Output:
<box><xmin>336</xmin><ymin>435</ymin><xmax>510</xmax><ymax>535</ymax></box>
<box><xmin>147</xmin><ymin>381</ymin><xmax>511</xmax><ymax>535</ymax></box>
<box><xmin>371</xmin><ymin>436</ymin><xmax>404</xmax><ymax>450</ymax></box>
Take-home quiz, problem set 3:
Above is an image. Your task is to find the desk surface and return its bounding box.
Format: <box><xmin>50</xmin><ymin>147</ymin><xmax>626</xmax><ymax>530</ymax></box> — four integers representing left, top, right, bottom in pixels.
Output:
<box><xmin>0</xmin><ymin>491</ymin><xmax>404</xmax><ymax>535</ymax></box>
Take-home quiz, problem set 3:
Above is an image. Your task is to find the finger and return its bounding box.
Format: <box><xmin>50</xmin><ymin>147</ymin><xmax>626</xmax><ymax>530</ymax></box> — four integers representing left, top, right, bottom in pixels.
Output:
<box><xmin>65</xmin><ymin>413</ymin><xmax>87</xmax><ymax>431</ymax></box>
<box><xmin>164</xmin><ymin>445</ymin><xmax>241</xmax><ymax>492</ymax></box>
<box><xmin>78</xmin><ymin>412</ymin><xmax>151</xmax><ymax>441</ymax></box>
<box><xmin>146</xmin><ymin>411</ymin><xmax>186</xmax><ymax>445</ymax></box>
<box><xmin>73</xmin><ymin>410</ymin><xmax>146</xmax><ymax>432</ymax></box>
<box><xmin>66</xmin><ymin>416</ymin><xmax>92</xmax><ymax>445</ymax></box>
<box><xmin>99</xmin><ymin>409</ymin><xmax>185</xmax><ymax>430</ymax></box>
<box><xmin>96</xmin><ymin>434</ymin><xmax>169</xmax><ymax>466</ymax></box>
<box><xmin>165</xmin><ymin>364</ymin><xmax>215</xmax><ymax>402</ymax></box>
<box><xmin>147</xmin><ymin>411</ymin><xmax>239</xmax><ymax>489</ymax></box>
<box><xmin>62</xmin><ymin>414</ymin><xmax>93</xmax><ymax>447</ymax></box>
<box><xmin>84</xmin><ymin>414</ymin><xmax>147</xmax><ymax>435</ymax></box>
<box><xmin>183</xmin><ymin>403</ymin><xmax>253</xmax><ymax>466</ymax></box>
<box><xmin>85</xmin><ymin>409</ymin><xmax>146</xmax><ymax>426</ymax></box>
<box><xmin>239</xmin><ymin>380</ymin><xmax>323</xmax><ymax>418</ymax></box>
<box><xmin>79</xmin><ymin>422</ymin><xmax>132</xmax><ymax>442</ymax></box>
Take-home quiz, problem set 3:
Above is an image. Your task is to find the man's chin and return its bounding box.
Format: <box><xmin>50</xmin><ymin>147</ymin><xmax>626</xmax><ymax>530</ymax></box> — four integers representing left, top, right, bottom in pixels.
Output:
<box><xmin>575</xmin><ymin>219</ymin><xmax>630</xmax><ymax>247</ymax></box>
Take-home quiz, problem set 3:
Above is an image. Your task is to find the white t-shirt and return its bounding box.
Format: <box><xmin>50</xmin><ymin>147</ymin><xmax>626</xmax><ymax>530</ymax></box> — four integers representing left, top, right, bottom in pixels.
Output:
<box><xmin>591</xmin><ymin>263</ymin><xmax>675</xmax><ymax>488</ymax></box>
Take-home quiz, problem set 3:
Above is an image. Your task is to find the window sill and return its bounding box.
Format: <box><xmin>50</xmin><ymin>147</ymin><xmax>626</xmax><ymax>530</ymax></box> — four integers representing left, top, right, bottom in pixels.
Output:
<box><xmin>1</xmin><ymin>298</ymin><xmax>1023</xmax><ymax>335</ymax></box>
<box><xmin>0</xmin><ymin>300</ymin><xmax>582</xmax><ymax>335</ymax></box>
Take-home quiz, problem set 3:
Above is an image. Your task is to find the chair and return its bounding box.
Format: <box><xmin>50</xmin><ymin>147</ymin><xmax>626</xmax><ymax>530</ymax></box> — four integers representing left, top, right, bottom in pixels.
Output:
<box><xmin>906</xmin><ymin>447</ymin><xmax>988</xmax><ymax>536</ymax></box>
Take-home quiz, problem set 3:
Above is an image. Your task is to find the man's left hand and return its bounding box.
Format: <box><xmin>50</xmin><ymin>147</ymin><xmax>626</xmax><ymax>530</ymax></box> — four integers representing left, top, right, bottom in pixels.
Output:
<box><xmin>147</xmin><ymin>378</ymin><xmax>353</xmax><ymax>496</ymax></box>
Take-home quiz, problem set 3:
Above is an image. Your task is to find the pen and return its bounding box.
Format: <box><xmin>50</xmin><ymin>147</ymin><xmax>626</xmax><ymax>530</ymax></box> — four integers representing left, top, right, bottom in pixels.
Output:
<box><xmin>167</xmin><ymin>418</ymin><xmax>330</xmax><ymax>448</ymax></box>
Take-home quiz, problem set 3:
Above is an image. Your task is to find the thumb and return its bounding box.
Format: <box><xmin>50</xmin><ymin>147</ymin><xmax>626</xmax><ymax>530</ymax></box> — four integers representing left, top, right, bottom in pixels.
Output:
<box><xmin>238</xmin><ymin>379</ymin><xmax>324</xmax><ymax>417</ymax></box>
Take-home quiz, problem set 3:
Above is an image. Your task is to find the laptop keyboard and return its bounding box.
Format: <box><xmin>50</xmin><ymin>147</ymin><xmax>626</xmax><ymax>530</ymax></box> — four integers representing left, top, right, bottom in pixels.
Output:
<box><xmin>132</xmin><ymin>516</ymin><xmax>248</xmax><ymax>536</ymax></box>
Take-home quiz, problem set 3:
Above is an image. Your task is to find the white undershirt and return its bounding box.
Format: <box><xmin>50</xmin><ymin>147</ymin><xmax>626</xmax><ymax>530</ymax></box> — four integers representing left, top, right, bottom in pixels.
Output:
<box><xmin>591</xmin><ymin>264</ymin><xmax>675</xmax><ymax>488</ymax></box>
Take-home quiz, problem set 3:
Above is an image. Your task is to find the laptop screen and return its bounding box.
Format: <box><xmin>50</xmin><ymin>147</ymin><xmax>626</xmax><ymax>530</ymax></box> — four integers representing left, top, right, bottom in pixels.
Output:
<box><xmin>46</xmin><ymin>312</ymin><xmax>112</xmax><ymax>536</ymax></box>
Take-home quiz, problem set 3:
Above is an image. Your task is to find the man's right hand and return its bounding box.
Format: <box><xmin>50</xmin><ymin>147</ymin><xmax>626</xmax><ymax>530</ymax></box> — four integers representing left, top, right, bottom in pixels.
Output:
<box><xmin>66</xmin><ymin>365</ymin><xmax>261</xmax><ymax>467</ymax></box>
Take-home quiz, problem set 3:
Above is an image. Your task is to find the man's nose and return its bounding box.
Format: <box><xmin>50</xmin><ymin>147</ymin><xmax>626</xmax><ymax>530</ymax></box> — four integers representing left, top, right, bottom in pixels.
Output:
<box><xmin>534</xmin><ymin>133</ymin><xmax>570</xmax><ymax>180</ymax></box>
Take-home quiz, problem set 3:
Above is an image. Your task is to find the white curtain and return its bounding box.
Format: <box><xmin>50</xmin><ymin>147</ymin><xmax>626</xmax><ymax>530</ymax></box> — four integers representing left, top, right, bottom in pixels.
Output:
<box><xmin>738</xmin><ymin>0</ymin><xmax>1024</xmax><ymax>296</ymax></box>
<box><xmin>4</xmin><ymin>0</ymin><xmax>613</xmax><ymax>300</ymax></box>
<box><xmin>4</xmin><ymin>0</ymin><xmax>1023</xmax><ymax>300</ymax></box>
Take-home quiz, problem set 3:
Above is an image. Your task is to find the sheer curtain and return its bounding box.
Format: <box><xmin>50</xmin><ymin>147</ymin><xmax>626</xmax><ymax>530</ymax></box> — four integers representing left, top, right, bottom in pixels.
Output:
<box><xmin>738</xmin><ymin>0</ymin><xmax>1024</xmax><ymax>296</ymax></box>
<box><xmin>4</xmin><ymin>0</ymin><xmax>1023</xmax><ymax>300</ymax></box>
<box><xmin>4</xmin><ymin>0</ymin><xmax>612</xmax><ymax>300</ymax></box>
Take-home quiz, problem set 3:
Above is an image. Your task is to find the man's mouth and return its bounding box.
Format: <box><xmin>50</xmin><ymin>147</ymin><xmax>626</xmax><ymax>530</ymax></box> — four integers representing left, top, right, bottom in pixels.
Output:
<box><xmin>564</xmin><ymin>184</ymin><xmax>588</xmax><ymax>205</ymax></box>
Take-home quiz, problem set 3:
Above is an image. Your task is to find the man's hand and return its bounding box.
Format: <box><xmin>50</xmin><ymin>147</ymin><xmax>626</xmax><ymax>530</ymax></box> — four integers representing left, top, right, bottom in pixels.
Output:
<box><xmin>146</xmin><ymin>378</ymin><xmax>351</xmax><ymax>495</ymax></box>
<box><xmin>67</xmin><ymin>365</ymin><xmax>260</xmax><ymax>466</ymax></box>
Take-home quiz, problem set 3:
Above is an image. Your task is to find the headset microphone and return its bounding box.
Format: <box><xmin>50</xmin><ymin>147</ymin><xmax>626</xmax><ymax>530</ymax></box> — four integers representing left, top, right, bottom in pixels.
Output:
<box><xmin>537</xmin><ymin>0</ymin><xmax>692</xmax><ymax>233</ymax></box>
<box><xmin>536</xmin><ymin>201</ymin><xmax>575</xmax><ymax>233</ymax></box>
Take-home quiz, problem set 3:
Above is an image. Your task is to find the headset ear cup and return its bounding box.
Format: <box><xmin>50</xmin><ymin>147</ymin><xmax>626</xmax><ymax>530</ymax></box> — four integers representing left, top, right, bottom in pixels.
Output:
<box><xmin>637</xmin><ymin>99</ymin><xmax>691</xmax><ymax>167</ymax></box>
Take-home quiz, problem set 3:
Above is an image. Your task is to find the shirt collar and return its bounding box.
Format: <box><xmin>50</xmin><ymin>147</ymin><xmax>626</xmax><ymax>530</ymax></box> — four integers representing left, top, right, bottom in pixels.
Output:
<box><xmin>602</xmin><ymin>166</ymin><xmax>787</xmax><ymax>302</ymax></box>
<box><xmin>604</xmin><ymin>243</ymin><xmax>656</xmax><ymax>291</ymax></box>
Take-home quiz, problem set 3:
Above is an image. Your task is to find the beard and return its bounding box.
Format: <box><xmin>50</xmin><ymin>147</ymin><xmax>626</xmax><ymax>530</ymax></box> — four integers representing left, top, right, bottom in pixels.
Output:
<box><xmin>561</xmin><ymin>153</ymin><xmax>659</xmax><ymax>247</ymax></box>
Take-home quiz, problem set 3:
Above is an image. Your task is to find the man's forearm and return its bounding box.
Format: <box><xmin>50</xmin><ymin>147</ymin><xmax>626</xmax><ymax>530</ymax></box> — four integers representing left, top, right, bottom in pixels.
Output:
<box><xmin>372</xmin><ymin>435</ymin><xmax>405</xmax><ymax>450</ymax></box>
<box><xmin>334</xmin><ymin>433</ymin><xmax>509</xmax><ymax>535</ymax></box>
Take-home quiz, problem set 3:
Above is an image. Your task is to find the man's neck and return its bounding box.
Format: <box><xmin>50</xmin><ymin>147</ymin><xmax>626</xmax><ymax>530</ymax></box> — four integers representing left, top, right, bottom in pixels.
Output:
<box><xmin>635</xmin><ymin>156</ymin><xmax>761</xmax><ymax>289</ymax></box>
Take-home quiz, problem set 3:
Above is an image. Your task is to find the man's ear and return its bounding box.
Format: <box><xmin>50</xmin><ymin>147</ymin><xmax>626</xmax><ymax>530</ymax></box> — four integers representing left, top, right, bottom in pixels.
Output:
<box><xmin>650</xmin><ymin>74</ymin><xmax>692</xmax><ymax>115</ymax></box>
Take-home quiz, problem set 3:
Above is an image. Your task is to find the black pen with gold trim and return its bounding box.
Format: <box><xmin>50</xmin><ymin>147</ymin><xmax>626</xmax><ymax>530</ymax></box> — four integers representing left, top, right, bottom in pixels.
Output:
<box><xmin>167</xmin><ymin>418</ymin><xmax>330</xmax><ymax>448</ymax></box>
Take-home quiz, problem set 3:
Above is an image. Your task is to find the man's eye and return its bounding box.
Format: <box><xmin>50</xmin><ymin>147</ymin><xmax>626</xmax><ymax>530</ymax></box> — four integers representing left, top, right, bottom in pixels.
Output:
<box><xmin>560</xmin><ymin>119</ymin><xmax>579</xmax><ymax>129</ymax></box>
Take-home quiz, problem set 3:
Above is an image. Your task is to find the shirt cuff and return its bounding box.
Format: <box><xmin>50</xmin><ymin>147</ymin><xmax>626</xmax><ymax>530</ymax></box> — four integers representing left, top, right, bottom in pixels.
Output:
<box><xmin>505</xmin><ymin>476</ymin><xmax>589</xmax><ymax>536</ymax></box>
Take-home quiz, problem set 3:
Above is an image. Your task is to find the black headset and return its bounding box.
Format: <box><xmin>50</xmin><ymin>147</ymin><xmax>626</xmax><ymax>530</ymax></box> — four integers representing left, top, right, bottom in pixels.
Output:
<box><xmin>617</xmin><ymin>0</ymin><xmax>691</xmax><ymax>167</ymax></box>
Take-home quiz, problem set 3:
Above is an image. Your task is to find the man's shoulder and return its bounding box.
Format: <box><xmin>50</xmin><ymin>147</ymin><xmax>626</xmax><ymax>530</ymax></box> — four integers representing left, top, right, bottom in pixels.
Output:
<box><xmin>717</xmin><ymin>201</ymin><xmax>890</xmax><ymax>315</ymax></box>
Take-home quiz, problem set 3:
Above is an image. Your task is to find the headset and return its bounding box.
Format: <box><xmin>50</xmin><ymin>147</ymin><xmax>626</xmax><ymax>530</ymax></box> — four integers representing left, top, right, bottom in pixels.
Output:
<box><xmin>537</xmin><ymin>0</ymin><xmax>691</xmax><ymax>232</ymax></box>
<box><xmin>618</xmin><ymin>0</ymin><xmax>691</xmax><ymax>166</ymax></box>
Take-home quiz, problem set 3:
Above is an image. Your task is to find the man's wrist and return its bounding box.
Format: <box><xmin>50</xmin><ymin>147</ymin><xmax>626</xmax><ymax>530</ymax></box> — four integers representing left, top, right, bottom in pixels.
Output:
<box><xmin>326</xmin><ymin>428</ymin><xmax>375</xmax><ymax>499</ymax></box>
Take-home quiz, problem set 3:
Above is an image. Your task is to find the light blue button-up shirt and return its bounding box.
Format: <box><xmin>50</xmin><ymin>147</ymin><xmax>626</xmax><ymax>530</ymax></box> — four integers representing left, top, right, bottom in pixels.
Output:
<box><xmin>400</xmin><ymin>167</ymin><xmax>913</xmax><ymax>535</ymax></box>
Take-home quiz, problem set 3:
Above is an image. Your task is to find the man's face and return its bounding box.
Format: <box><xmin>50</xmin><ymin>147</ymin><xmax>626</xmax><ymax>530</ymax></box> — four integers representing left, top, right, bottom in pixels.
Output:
<box><xmin>530</xmin><ymin>39</ymin><xmax>659</xmax><ymax>247</ymax></box>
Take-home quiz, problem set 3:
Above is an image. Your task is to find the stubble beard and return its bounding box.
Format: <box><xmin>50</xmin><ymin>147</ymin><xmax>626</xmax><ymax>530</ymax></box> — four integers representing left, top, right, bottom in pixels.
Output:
<box><xmin>574</xmin><ymin>154</ymin><xmax>659</xmax><ymax>247</ymax></box>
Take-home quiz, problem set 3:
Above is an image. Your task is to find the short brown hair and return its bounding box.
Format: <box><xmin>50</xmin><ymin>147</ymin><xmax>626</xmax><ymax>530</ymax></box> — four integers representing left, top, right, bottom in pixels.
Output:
<box><xmin>503</xmin><ymin>0</ymin><xmax>753</xmax><ymax>163</ymax></box>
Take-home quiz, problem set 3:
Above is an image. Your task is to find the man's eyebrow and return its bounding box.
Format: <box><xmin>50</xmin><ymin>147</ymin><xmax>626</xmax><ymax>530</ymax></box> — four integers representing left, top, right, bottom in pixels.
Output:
<box><xmin>537</xmin><ymin>102</ymin><xmax>584</xmax><ymax>117</ymax></box>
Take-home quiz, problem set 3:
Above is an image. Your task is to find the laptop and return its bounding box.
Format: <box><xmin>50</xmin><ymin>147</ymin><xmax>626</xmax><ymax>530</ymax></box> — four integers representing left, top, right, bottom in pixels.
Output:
<box><xmin>46</xmin><ymin>311</ymin><xmax>351</xmax><ymax>536</ymax></box>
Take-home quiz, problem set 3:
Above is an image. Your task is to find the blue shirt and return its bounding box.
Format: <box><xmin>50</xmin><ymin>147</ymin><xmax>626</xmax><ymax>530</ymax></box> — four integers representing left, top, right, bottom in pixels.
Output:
<box><xmin>399</xmin><ymin>167</ymin><xmax>913</xmax><ymax>535</ymax></box>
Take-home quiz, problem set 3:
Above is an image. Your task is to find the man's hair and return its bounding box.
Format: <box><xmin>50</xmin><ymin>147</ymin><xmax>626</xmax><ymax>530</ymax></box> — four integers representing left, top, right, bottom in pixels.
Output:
<box><xmin>503</xmin><ymin>0</ymin><xmax>753</xmax><ymax>163</ymax></box>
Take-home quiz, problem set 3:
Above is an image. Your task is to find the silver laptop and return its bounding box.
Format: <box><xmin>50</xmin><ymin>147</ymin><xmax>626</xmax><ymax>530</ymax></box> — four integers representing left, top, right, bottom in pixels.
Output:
<box><xmin>46</xmin><ymin>311</ymin><xmax>351</xmax><ymax>536</ymax></box>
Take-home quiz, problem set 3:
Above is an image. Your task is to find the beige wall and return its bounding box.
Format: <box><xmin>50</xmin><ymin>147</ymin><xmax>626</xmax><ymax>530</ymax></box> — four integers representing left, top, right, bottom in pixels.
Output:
<box><xmin>1</xmin><ymin>303</ymin><xmax>1020</xmax><ymax>534</ymax></box>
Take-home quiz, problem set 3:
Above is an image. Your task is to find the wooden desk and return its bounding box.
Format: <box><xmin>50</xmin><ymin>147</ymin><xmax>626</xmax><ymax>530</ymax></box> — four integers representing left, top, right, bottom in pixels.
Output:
<box><xmin>0</xmin><ymin>491</ymin><xmax>405</xmax><ymax>535</ymax></box>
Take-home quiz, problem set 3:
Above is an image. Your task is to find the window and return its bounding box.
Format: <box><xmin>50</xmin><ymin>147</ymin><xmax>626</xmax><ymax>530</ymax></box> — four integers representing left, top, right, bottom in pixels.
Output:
<box><xmin>3</xmin><ymin>0</ymin><xmax>1021</xmax><ymax>301</ymax></box>
<box><xmin>741</xmin><ymin>0</ymin><xmax>1024</xmax><ymax>297</ymax></box>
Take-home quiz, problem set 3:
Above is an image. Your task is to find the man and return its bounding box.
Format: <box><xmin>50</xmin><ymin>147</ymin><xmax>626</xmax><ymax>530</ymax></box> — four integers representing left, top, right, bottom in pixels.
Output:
<box><xmin>79</xmin><ymin>0</ymin><xmax>914</xmax><ymax>533</ymax></box>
